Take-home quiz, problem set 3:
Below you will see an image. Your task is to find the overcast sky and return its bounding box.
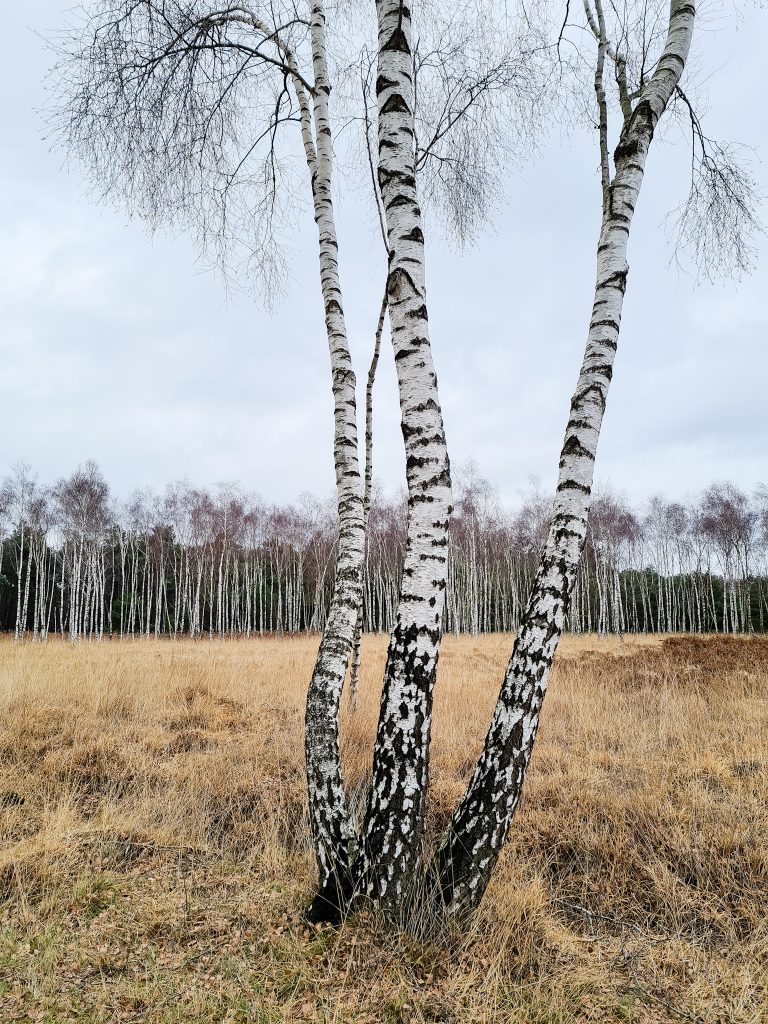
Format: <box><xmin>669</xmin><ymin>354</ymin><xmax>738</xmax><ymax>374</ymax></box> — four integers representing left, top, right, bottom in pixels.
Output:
<box><xmin>2</xmin><ymin>3</ymin><xmax>765</xmax><ymax>511</ymax></box>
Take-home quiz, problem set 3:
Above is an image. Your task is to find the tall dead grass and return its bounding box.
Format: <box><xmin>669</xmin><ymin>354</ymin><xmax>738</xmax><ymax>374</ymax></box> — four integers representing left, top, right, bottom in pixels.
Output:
<box><xmin>0</xmin><ymin>633</ymin><xmax>766</xmax><ymax>1023</ymax></box>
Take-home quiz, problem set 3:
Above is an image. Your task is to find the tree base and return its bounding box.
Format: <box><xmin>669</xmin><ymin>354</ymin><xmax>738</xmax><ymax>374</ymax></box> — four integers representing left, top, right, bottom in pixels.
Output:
<box><xmin>304</xmin><ymin>868</ymin><xmax>359</xmax><ymax>925</ymax></box>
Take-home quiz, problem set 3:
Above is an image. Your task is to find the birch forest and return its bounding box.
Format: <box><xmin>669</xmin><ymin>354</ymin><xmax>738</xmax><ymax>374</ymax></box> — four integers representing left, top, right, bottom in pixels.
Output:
<box><xmin>3</xmin><ymin>462</ymin><xmax>767</xmax><ymax>641</ymax></box>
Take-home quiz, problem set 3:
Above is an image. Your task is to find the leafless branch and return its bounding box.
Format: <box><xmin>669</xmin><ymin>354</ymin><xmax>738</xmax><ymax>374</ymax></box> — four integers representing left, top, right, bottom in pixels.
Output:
<box><xmin>668</xmin><ymin>84</ymin><xmax>763</xmax><ymax>281</ymax></box>
<box><xmin>47</xmin><ymin>0</ymin><xmax>317</xmax><ymax>302</ymax></box>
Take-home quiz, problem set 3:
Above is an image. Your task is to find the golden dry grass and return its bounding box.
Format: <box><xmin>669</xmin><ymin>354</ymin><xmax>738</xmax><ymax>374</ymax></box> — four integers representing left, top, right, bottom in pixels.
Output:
<box><xmin>1</xmin><ymin>633</ymin><xmax>767</xmax><ymax>1024</ymax></box>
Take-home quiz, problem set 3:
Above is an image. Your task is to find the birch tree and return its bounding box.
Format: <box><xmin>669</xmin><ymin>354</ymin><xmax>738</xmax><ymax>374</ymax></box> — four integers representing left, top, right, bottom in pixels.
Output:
<box><xmin>433</xmin><ymin>0</ymin><xmax>759</xmax><ymax>914</ymax></box>
<box><xmin>50</xmin><ymin>0</ymin><xmax>367</xmax><ymax>892</ymax></box>
<box><xmin>353</xmin><ymin>0</ymin><xmax>454</xmax><ymax>913</ymax></box>
<box><xmin>1</xmin><ymin>463</ymin><xmax>38</xmax><ymax>640</ymax></box>
<box><xmin>54</xmin><ymin>462</ymin><xmax>111</xmax><ymax>640</ymax></box>
<box><xmin>310</xmin><ymin>0</ymin><xmax>545</xmax><ymax>921</ymax></box>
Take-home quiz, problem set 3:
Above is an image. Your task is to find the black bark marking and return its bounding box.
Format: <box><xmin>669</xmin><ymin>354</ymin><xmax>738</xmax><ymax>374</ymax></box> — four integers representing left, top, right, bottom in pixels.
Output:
<box><xmin>573</xmin><ymin>382</ymin><xmax>607</xmax><ymax>409</ymax></box>
<box><xmin>375</xmin><ymin>74</ymin><xmax>398</xmax><ymax>95</ymax></box>
<box><xmin>379</xmin><ymin>167</ymin><xmax>416</xmax><ymax>189</ymax></box>
<box><xmin>387</xmin><ymin>266</ymin><xmax>419</xmax><ymax>301</ymax></box>
<box><xmin>380</xmin><ymin>93</ymin><xmax>410</xmax><ymax>115</ymax></box>
<box><xmin>587</xmin><ymin>362</ymin><xmax>614</xmax><ymax>381</ymax></box>
<box><xmin>601</xmin><ymin>267</ymin><xmax>629</xmax><ymax>294</ymax></box>
<box><xmin>385</xmin><ymin>193</ymin><xmax>413</xmax><ymax>210</ymax></box>
<box><xmin>560</xmin><ymin>434</ymin><xmax>595</xmax><ymax>461</ymax></box>
<box><xmin>557</xmin><ymin>479</ymin><xmax>591</xmax><ymax>495</ymax></box>
<box><xmin>382</xmin><ymin>26</ymin><xmax>411</xmax><ymax>54</ymax></box>
<box><xmin>401</xmin><ymin>226</ymin><xmax>424</xmax><ymax>244</ymax></box>
<box><xmin>614</xmin><ymin>99</ymin><xmax>655</xmax><ymax>164</ymax></box>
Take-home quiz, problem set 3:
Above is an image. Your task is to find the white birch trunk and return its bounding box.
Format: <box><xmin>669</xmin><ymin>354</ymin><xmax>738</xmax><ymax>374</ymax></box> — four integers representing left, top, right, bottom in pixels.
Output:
<box><xmin>298</xmin><ymin>1</ymin><xmax>366</xmax><ymax>901</ymax></box>
<box><xmin>357</xmin><ymin>0</ymin><xmax>453</xmax><ymax>911</ymax></box>
<box><xmin>349</xmin><ymin>291</ymin><xmax>388</xmax><ymax>707</ymax></box>
<box><xmin>435</xmin><ymin>0</ymin><xmax>696</xmax><ymax>914</ymax></box>
<box><xmin>14</xmin><ymin>521</ymin><xmax>25</xmax><ymax>640</ymax></box>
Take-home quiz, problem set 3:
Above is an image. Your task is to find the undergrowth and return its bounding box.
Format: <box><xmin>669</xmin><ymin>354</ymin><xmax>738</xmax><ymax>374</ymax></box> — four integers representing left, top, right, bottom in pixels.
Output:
<box><xmin>0</xmin><ymin>633</ymin><xmax>766</xmax><ymax>1023</ymax></box>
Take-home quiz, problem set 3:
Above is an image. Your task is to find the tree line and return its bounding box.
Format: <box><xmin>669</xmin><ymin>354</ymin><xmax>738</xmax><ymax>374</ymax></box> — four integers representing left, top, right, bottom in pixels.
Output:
<box><xmin>3</xmin><ymin>461</ymin><xmax>766</xmax><ymax>641</ymax></box>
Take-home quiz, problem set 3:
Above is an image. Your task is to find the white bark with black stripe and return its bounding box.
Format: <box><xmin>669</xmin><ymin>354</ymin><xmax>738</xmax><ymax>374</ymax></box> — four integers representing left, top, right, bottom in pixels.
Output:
<box><xmin>436</xmin><ymin>0</ymin><xmax>696</xmax><ymax>914</ymax></box>
<box><xmin>360</xmin><ymin>0</ymin><xmax>453</xmax><ymax>910</ymax></box>
<box><xmin>301</xmin><ymin>1</ymin><xmax>365</xmax><ymax>895</ymax></box>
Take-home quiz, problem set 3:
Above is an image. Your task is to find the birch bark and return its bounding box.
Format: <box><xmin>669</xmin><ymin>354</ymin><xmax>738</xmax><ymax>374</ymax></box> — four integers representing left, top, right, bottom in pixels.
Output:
<box><xmin>348</xmin><ymin>291</ymin><xmax>388</xmax><ymax>708</ymax></box>
<box><xmin>299</xmin><ymin>1</ymin><xmax>366</xmax><ymax>898</ymax></box>
<box><xmin>435</xmin><ymin>0</ymin><xmax>696</xmax><ymax>914</ymax></box>
<box><xmin>357</xmin><ymin>0</ymin><xmax>453</xmax><ymax>911</ymax></box>
<box><xmin>223</xmin><ymin>2</ymin><xmax>367</xmax><ymax>895</ymax></box>
<box><xmin>14</xmin><ymin>520</ymin><xmax>25</xmax><ymax>640</ymax></box>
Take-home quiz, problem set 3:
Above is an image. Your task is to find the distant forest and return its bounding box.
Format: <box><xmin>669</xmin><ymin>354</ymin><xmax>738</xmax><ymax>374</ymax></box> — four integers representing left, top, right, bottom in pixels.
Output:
<box><xmin>2</xmin><ymin>461</ymin><xmax>766</xmax><ymax>639</ymax></box>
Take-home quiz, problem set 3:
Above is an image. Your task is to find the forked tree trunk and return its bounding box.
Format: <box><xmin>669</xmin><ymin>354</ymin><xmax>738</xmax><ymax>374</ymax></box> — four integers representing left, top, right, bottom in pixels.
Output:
<box><xmin>435</xmin><ymin>0</ymin><xmax>695</xmax><ymax>914</ymax></box>
<box><xmin>358</xmin><ymin>0</ymin><xmax>453</xmax><ymax>911</ymax></box>
<box><xmin>308</xmin><ymin>0</ymin><xmax>454</xmax><ymax>922</ymax></box>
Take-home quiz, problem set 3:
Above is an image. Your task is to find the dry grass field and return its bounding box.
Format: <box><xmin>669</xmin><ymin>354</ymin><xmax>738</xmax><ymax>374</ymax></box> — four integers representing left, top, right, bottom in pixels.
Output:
<box><xmin>0</xmin><ymin>633</ymin><xmax>766</xmax><ymax>1024</ymax></box>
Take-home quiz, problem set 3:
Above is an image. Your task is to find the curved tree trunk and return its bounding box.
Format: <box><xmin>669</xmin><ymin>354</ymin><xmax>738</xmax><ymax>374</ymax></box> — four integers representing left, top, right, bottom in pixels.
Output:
<box><xmin>226</xmin><ymin>15</ymin><xmax>365</xmax><ymax>878</ymax></box>
<box><xmin>435</xmin><ymin>0</ymin><xmax>696</xmax><ymax>915</ymax></box>
<box><xmin>299</xmin><ymin>1</ymin><xmax>366</xmax><ymax>900</ymax></box>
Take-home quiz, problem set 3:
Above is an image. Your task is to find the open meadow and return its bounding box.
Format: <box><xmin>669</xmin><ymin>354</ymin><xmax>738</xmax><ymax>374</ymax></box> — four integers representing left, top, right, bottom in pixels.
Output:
<box><xmin>0</xmin><ymin>634</ymin><xmax>767</xmax><ymax>1024</ymax></box>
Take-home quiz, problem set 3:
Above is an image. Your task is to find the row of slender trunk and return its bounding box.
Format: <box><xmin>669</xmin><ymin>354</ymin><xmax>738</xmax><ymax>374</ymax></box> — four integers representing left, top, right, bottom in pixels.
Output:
<box><xmin>6</xmin><ymin>534</ymin><xmax>761</xmax><ymax>639</ymax></box>
<box><xmin>7</xmin><ymin>522</ymin><xmax>762</xmax><ymax>638</ymax></box>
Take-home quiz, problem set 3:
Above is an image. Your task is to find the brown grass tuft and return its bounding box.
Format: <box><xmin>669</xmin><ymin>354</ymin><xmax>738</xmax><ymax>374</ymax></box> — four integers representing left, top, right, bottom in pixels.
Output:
<box><xmin>1</xmin><ymin>633</ymin><xmax>766</xmax><ymax>1022</ymax></box>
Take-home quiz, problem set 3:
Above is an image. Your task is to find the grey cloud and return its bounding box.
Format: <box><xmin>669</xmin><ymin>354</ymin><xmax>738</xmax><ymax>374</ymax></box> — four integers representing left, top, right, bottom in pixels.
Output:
<box><xmin>1</xmin><ymin>1</ymin><xmax>766</xmax><ymax>506</ymax></box>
